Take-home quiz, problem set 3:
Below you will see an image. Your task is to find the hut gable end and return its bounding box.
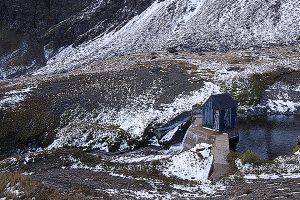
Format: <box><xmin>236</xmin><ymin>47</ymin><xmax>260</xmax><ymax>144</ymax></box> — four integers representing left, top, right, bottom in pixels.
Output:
<box><xmin>202</xmin><ymin>93</ymin><xmax>238</xmax><ymax>132</ymax></box>
<box><xmin>210</xmin><ymin>93</ymin><xmax>238</xmax><ymax>110</ymax></box>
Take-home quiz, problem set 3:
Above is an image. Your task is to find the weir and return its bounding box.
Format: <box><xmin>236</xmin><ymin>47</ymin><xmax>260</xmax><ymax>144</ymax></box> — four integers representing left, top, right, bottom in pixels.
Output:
<box><xmin>182</xmin><ymin>115</ymin><xmax>235</xmax><ymax>180</ymax></box>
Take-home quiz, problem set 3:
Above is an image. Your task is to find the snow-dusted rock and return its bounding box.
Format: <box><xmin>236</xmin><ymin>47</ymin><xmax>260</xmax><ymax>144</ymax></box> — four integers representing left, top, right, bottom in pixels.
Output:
<box><xmin>37</xmin><ymin>0</ymin><xmax>300</xmax><ymax>74</ymax></box>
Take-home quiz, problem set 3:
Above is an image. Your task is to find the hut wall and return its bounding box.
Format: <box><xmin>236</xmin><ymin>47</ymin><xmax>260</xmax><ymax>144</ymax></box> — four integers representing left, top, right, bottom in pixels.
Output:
<box><xmin>224</xmin><ymin>108</ymin><xmax>232</xmax><ymax>130</ymax></box>
<box><xmin>231</xmin><ymin>107</ymin><xmax>237</xmax><ymax>128</ymax></box>
<box><xmin>202</xmin><ymin>99</ymin><xmax>214</xmax><ymax>129</ymax></box>
<box><xmin>219</xmin><ymin>108</ymin><xmax>237</xmax><ymax>132</ymax></box>
<box><xmin>202</xmin><ymin>96</ymin><xmax>237</xmax><ymax>132</ymax></box>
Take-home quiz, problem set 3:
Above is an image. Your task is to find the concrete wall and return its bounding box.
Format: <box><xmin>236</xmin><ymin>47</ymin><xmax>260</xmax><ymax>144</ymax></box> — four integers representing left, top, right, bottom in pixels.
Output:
<box><xmin>182</xmin><ymin>117</ymin><xmax>230</xmax><ymax>180</ymax></box>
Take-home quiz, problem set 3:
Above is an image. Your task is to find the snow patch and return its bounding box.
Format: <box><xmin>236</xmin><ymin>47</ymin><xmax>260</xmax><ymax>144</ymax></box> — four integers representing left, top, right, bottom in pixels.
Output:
<box><xmin>244</xmin><ymin>173</ymin><xmax>300</xmax><ymax>180</ymax></box>
<box><xmin>0</xmin><ymin>86</ymin><xmax>36</xmax><ymax>110</ymax></box>
<box><xmin>132</xmin><ymin>190</ymin><xmax>155</xmax><ymax>199</ymax></box>
<box><xmin>4</xmin><ymin>183</ymin><xmax>24</xmax><ymax>198</ymax></box>
<box><xmin>112</xmin><ymin>154</ymin><xmax>171</xmax><ymax>164</ymax></box>
<box><xmin>264</xmin><ymin>82</ymin><xmax>300</xmax><ymax>114</ymax></box>
<box><xmin>102</xmin><ymin>189</ymin><xmax>119</xmax><ymax>195</ymax></box>
<box><xmin>163</xmin><ymin>143</ymin><xmax>213</xmax><ymax>181</ymax></box>
<box><xmin>267</xmin><ymin>99</ymin><xmax>300</xmax><ymax>113</ymax></box>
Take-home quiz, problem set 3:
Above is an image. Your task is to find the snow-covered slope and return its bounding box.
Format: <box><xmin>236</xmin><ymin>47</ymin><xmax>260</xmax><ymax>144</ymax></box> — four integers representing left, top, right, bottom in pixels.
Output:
<box><xmin>36</xmin><ymin>0</ymin><xmax>300</xmax><ymax>74</ymax></box>
<box><xmin>0</xmin><ymin>0</ymin><xmax>155</xmax><ymax>78</ymax></box>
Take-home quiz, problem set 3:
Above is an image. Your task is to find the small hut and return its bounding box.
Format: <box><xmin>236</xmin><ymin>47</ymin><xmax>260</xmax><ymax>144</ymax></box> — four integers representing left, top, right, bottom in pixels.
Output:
<box><xmin>202</xmin><ymin>93</ymin><xmax>238</xmax><ymax>132</ymax></box>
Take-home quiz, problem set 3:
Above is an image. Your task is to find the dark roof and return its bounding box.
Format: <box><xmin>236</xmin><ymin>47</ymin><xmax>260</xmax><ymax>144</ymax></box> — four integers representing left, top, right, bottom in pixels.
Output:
<box><xmin>205</xmin><ymin>93</ymin><xmax>238</xmax><ymax>109</ymax></box>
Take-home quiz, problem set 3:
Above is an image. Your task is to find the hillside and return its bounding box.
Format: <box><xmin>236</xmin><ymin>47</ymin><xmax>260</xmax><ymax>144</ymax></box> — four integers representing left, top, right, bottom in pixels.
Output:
<box><xmin>0</xmin><ymin>1</ymin><xmax>300</xmax><ymax>199</ymax></box>
<box><xmin>1</xmin><ymin>0</ymin><xmax>300</xmax><ymax>77</ymax></box>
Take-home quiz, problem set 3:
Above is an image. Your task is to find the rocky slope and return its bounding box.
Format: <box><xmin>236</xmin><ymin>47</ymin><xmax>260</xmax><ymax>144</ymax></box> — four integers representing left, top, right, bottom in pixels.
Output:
<box><xmin>1</xmin><ymin>1</ymin><xmax>300</xmax><ymax>198</ymax></box>
<box><xmin>0</xmin><ymin>0</ymin><xmax>155</xmax><ymax>78</ymax></box>
<box><xmin>1</xmin><ymin>0</ymin><xmax>300</xmax><ymax>77</ymax></box>
<box><xmin>0</xmin><ymin>45</ymin><xmax>299</xmax><ymax>156</ymax></box>
<box><xmin>32</xmin><ymin>0</ymin><xmax>300</xmax><ymax>74</ymax></box>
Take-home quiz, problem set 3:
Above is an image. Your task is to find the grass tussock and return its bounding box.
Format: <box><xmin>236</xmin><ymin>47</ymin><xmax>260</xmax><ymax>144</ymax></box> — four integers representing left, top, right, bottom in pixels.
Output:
<box><xmin>292</xmin><ymin>145</ymin><xmax>300</xmax><ymax>154</ymax></box>
<box><xmin>227</xmin><ymin>55</ymin><xmax>257</xmax><ymax>65</ymax></box>
<box><xmin>239</xmin><ymin>150</ymin><xmax>261</xmax><ymax>165</ymax></box>
<box><xmin>0</xmin><ymin>172</ymin><xmax>79</xmax><ymax>200</ymax></box>
<box><xmin>227</xmin><ymin>150</ymin><xmax>263</xmax><ymax>174</ymax></box>
<box><xmin>227</xmin><ymin>151</ymin><xmax>240</xmax><ymax>174</ymax></box>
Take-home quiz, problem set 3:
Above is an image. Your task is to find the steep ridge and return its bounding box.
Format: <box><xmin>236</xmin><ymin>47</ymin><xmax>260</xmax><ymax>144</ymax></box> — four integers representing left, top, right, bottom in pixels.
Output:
<box><xmin>36</xmin><ymin>0</ymin><xmax>300</xmax><ymax>74</ymax></box>
<box><xmin>0</xmin><ymin>0</ymin><xmax>95</xmax><ymax>78</ymax></box>
<box><xmin>0</xmin><ymin>0</ymin><xmax>155</xmax><ymax>78</ymax></box>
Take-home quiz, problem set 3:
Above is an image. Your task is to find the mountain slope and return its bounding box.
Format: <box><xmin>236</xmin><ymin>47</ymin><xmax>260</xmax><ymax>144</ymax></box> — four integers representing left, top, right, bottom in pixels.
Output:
<box><xmin>0</xmin><ymin>0</ymin><xmax>155</xmax><ymax>78</ymax></box>
<box><xmin>36</xmin><ymin>0</ymin><xmax>300</xmax><ymax>74</ymax></box>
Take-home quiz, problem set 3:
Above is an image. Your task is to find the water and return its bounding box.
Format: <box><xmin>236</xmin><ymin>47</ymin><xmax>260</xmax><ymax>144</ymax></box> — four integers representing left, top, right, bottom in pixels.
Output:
<box><xmin>156</xmin><ymin>111</ymin><xmax>191</xmax><ymax>138</ymax></box>
<box><xmin>236</xmin><ymin>115</ymin><xmax>300</xmax><ymax>160</ymax></box>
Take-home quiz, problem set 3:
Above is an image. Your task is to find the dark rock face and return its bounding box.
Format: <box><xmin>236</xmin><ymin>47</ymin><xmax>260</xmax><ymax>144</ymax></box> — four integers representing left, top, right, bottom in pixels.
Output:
<box><xmin>0</xmin><ymin>0</ymin><xmax>154</xmax><ymax>78</ymax></box>
<box><xmin>0</xmin><ymin>0</ymin><xmax>94</xmax><ymax>77</ymax></box>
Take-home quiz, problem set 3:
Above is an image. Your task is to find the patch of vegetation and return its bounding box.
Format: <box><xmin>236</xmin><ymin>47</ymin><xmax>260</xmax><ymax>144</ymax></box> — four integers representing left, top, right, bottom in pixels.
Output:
<box><xmin>109</xmin><ymin>161</ymin><xmax>196</xmax><ymax>187</ymax></box>
<box><xmin>7</xmin><ymin>49</ymin><xmax>34</xmax><ymax>67</ymax></box>
<box><xmin>104</xmin><ymin>126</ymin><xmax>130</xmax><ymax>152</ymax></box>
<box><xmin>61</xmin><ymin>148</ymin><xmax>102</xmax><ymax>165</ymax></box>
<box><xmin>292</xmin><ymin>145</ymin><xmax>300</xmax><ymax>154</ymax></box>
<box><xmin>60</xmin><ymin>105</ymin><xmax>134</xmax><ymax>152</ymax></box>
<box><xmin>0</xmin><ymin>172</ymin><xmax>79</xmax><ymax>199</ymax></box>
<box><xmin>72</xmin><ymin>123</ymin><xmax>132</xmax><ymax>152</ymax></box>
<box><xmin>150</xmin><ymin>52</ymin><xmax>158</xmax><ymax>60</ymax></box>
<box><xmin>227</xmin><ymin>55</ymin><xmax>257</xmax><ymax>65</ymax></box>
<box><xmin>227</xmin><ymin>69</ymin><xmax>294</xmax><ymax>106</ymax></box>
<box><xmin>166</xmin><ymin>46</ymin><xmax>178</xmax><ymax>54</ymax></box>
<box><xmin>0</xmin><ymin>98</ymin><xmax>59</xmax><ymax>155</ymax></box>
<box><xmin>59</xmin><ymin>104</ymin><xmax>86</xmax><ymax>128</ymax></box>
<box><xmin>227</xmin><ymin>150</ymin><xmax>268</xmax><ymax>174</ymax></box>
<box><xmin>227</xmin><ymin>151</ymin><xmax>240</xmax><ymax>174</ymax></box>
<box><xmin>239</xmin><ymin>150</ymin><xmax>262</xmax><ymax>165</ymax></box>
<box><xmin>150</xmin><ymin>159</ymin><xmax>161</xmax><ymax>167</ymax></box>
<box><xmin>243</xmin><ymin>188</ymin><xmax>253</xmax><ymax>195</ymax></box>
<box><xmin>192</xmin><ymin>103</ymin><xmax>203</xmax><ymax>109</ymax></box>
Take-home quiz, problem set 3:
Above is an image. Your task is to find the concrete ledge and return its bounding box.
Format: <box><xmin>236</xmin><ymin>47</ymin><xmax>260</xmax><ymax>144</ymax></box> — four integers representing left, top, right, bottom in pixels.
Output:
<box><xmin>211</xmin><ymin>133</ymin><xmax>230</xmax><ymax>180</ymax></box>
<box><xmin>182</xmin><ymin>117</ymin><xmax>230</xmax><ymax>180</ymax></box>
<box><xmin>210</xmin><ymin>163</ymin><xmax>230</xmax><ymax>180</ymax></box>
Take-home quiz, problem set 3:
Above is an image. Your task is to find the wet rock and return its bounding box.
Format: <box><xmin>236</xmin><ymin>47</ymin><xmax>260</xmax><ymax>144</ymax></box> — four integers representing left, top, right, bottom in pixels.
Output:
<box><xmin>226</xmin><ymin>66</ymin><xmax>241</xmax><ymax>71</ymax></box>
<box><xmin>166</xmin><ymin>47</ymin><xmax>178</xmax><ymax>54</ymax></box>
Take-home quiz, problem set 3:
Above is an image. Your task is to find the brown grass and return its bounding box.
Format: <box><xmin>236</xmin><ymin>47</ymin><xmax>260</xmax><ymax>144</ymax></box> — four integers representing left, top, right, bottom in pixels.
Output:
<box><xmin>0</xmin><ymin>98</ymin><xmax>59</xmax><ymax>152</ymax></box>
<box><xmin>227</xmin><ymin>55</ymin><xmax>257</xmax><ymax>64</ymax></box>
<box><xmin>0</xmin><ymin>172</ymin><xmax>80</xmax><ymax>200</ymax></box>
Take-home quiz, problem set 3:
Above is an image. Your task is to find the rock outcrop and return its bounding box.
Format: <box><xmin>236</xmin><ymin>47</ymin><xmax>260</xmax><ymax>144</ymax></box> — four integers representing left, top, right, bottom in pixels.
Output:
<box><xmin>38</xmin><ymin>0</ymin><xmax>300</xmax><ymax>75</ymax></box>
<box><xmin>0</xmin><ymin>0</ymin><xmax>155</xmax><ymax>78</ymax></box>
